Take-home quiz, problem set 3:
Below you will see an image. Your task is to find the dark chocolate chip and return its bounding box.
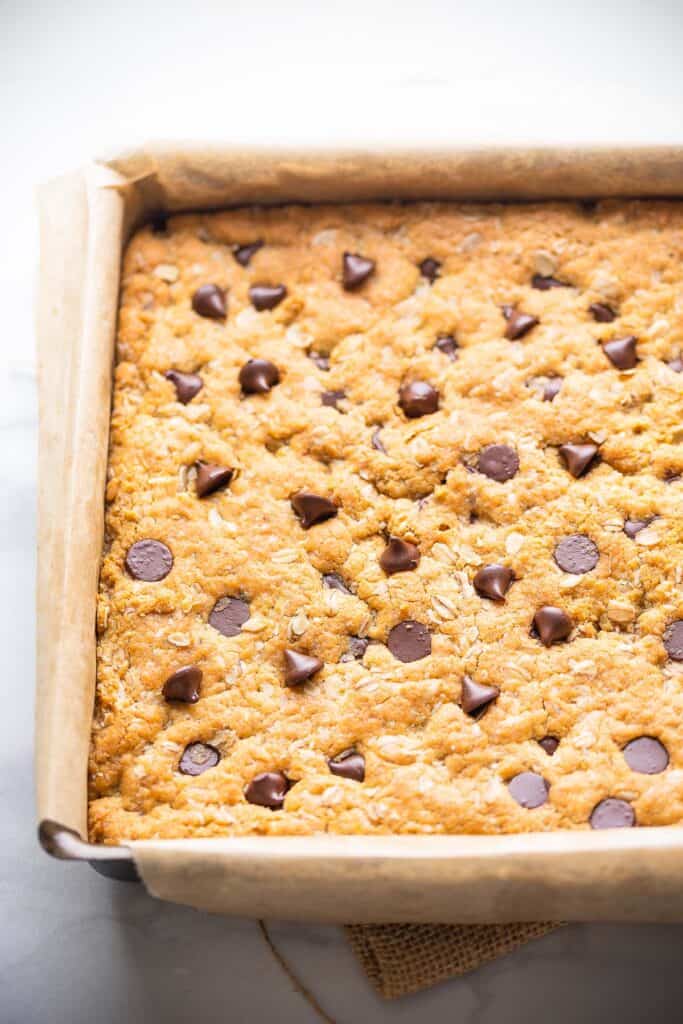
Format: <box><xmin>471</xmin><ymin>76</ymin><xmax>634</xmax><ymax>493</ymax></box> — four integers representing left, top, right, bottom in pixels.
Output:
<box><xmin>502</xmin><ymin>306</ymin><xmax>539</xmax><ymax>340</ymax></box>
<box><xmin>163</xmin><ymin>665</ymin><xmax>202</xmax><ymax>703</ymax></box>
<box><xmin>543</xmin><ymin>377</ymin><xmax>563</xmax><ymax>401</ymax></box>
<box><xmin>554</xmin><ymin>534</ymin><xmax>599</xmax><ymax>574</ymax></box>
<box><xmin>668</xmin><ymin>356</ymin><xmax>683</xmax><ymax>372</ymax></box>
<box><xmin>284</xmin><ymin>649</ymin><xmax>323</xmax><ymax>686</ymax></box>
<box><xmin>249</xmin><ymin>284</ymin><xmax>287</xmax><ymax>311</ymax></box>
<box><xmin>309</xmin><ymin>352</ymin><xmax>330</xmax><ymax>371</ymax></box>
<box><xmin>208</xmin><ymin>596</ymin><xmax>250</xmax><ymax>637</ymax></box>
<box><xmin>663</xmin><ymin>619</ymin><xmax>683</xmax><ymax>661</ymax></box>
<box><xmin>342</xmin><ymin>252</ymin><xmax>376</xmax><ymax>290</ymax></box>
<box><xmin>233</xmin><ymin>240</ymin><xmax>263</xmax><ymax>267</ymax></box>
<box><xmin>321</xmin><ymin>389</ymin><xmax>346</xmax><ymax>409</ymax></box>
<box><xmin>623</xmin><ymin>736</ymin><xmax>669</xmax><ymax>774</ymax></box>
<box><xmin>323</xmin><ymin>572</ymin><xmax>352</xmax><ymax>594</ymax></box>
<box><xmin>244</xmin><ymin>771</ymin><xmax>290</xmax><ymax>809</ymax></box>
<box><xmin>328</xmin><ymin>748</ymin><xmax>365</xmax><ymax>782</ymax></box>
<box><xmin>590</xmin><ymin>797</ymin><xmax>635</xmax><ymax>829</ymax></box>
<box><xmin>371</xmin><ymin>427</ymin><xmax>387</xmax><ymax>453</ymax></box>
<box><xmin>558</xmin><ymin>442</ymin><xmax>599</xmax><ymax>478</ymax></box>
<box><xmin>473</xmin><ymin>564</ymin><xmax>514</xmax><ymax>601</ymax></box>
<box><xmin>508</xmin><ymin>771</ymin><xmax>549</xmax><ymax>809</ymax></box>
<box><xmin>461</xmin><ymin>675</ymin><xmax>500</xmax><ymax>717</ymax></box>
<box><xmin>387</xmin><ymin>620</ymin><xmax>431</xmax><ymax>663</ymax></box>
<box><xmin>239</xmin><ymin>358</ymin><xmax>280</xmax><ymax>394</ymax></box>
<box><xmin>165</xmin><ymin>369</ymin><xmax>203</xmax><ymax>404</ymax></box>
<box><xmin>538</xmin><ymin>736</ymin><xmax>559</xmax><ymax>756</ymax></box>
<box><xmin>435</xmin><ymin>335</ymin><xmax>458</xmax><ymax>360</ymax></box>
<box><xmin>291</xmin><ymin>491</ymin><xmax>338</xmax><ymax>529</ymax></box>
<box><xmin>623</xmin><ymin>517</ymin><xmax>653</xmax><ymax>539</ymax></box>
<box><xmin>398</xmin><ymin>380</ymin><xmax>439</xmax><ymax>418</ymax></box>
<box><xmin>150</xmin><ymin>214</ymin><xmax>168</xmax><ymax>235</ymax></box>
<box><xmin>533</xmin><ymin>606</ymin><xmax>573</xmax><ymax>646</ymax></box>
<box><xmin>179</xmin><ymin>742</ymin><xmax>220</xmax><ymax>776</ymax></box>
<box><xmin>192</xmin><ymin>284</ymin><xmax>227</xmax><ymax>320</ymax></box>
<box><xmin>125</xmin><ymin>540</ymin><xmax>173</xmax><ymax>582</ymax></box>
<box><xmin>589</xmin><ymin>302</ymin><xmax>617</xmax><ymax>323</ymax></box>
<box><xmin>379</xmin><ymin>537</ymin><xmax>420</xmax><ymax>575</ymax></box>
<box><xmin>419</xmin><ymin>257</ymin><xmax>441</xmax><ymax>283</ymax></box>
<box><xmin>195</xmin><ymin>461</ymin><xmax>234</xmax><ymax>498</ymax></box>
<box><xmin>603</xmin><ymin>336</ymin><xmax>638</xmax><ymax>370</ymax></box>
<box><xmin>531</xmin><ymin>274</ymin><xmax>569</xmax><ymax>290</ymax></box>
<box><xmin>344</xmin><ymin>636</ymin><xmax>370</xmax><ymax>661</ymax></box>
<box><xmin>477</xmin><ymin>444</ymin><xmax>519</xmax><ymax>482</ymax></box>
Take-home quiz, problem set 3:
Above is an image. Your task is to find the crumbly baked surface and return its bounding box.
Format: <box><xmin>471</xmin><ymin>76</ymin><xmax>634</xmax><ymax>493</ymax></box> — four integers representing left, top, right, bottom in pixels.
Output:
<box><xmin>89</xmin><ymin>200</ymin><xmax>683</xmax><ymax>843</ymax></box>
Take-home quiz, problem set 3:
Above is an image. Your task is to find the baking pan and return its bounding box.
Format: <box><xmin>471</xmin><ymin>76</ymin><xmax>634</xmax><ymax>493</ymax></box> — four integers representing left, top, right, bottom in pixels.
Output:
<box><xmin>36</xmin><ymin>145</ymin><xmax>683</xmax><ymax>921</ymax></box>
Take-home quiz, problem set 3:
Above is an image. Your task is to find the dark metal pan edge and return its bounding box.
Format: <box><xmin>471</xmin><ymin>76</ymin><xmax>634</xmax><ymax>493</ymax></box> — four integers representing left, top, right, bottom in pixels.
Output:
<box><xmin>38</xmin><ymin>818</ymin><xmax>140</xmax><ymax>882</ymax></box>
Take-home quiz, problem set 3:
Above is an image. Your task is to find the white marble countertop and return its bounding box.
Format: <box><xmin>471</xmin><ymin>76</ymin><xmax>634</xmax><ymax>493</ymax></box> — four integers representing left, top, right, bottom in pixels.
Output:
<box><xmin>3</xmin><ymin>1</ymin><xmax>683</xmax><ymax>1020</ymax></box>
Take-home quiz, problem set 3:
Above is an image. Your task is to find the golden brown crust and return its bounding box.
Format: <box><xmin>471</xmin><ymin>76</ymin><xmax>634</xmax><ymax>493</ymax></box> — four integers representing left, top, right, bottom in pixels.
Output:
<box><xmin>89</xmin><ymin>200</ymin><xmax>683</xmax><ymax>842</ymax></box>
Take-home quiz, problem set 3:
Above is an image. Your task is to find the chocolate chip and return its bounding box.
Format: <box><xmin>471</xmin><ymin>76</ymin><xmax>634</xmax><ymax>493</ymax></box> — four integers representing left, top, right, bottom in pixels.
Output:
<box><xmin>328</xmin><ymin>748</ymin><xmax>365</xmax><ymax>782</ymax></box>
<box><xmin>163</xmin><ymin>665</ymin><xmax>202</xmax><ymax>703</ymax></box>
<box><xmin>387</xmin><ymin>620</ymin><xmax>431</xmax><ymax>662</ymax></box>
<box><xmin>502</xmin><ymin>306</ymin><xmax>539</xmax><ymax>340</ymax></box>
<box><xmin>233</xmin><ymin>240</ymin><xmax>263</xmax><ymax>267</ymax></box>
<box><xmin>533</xmin><ymin>606</ymin><xmax>573</xmax><ymax>646</ymax></box>
<box><xmin>543</xmin><ymin>377</ymin><xmax>562</xmax><ymax>401</ymax></box>
<box><xmin>249</xmin><ymin>284</ymin><xmax>287</xmax><ymax>311</ymax></box>
<box><xmin>473</xmin><ymin>564</ymin><xmax>514</xmax><ymax>601</ymax></box>
<box><xmin>239</xmin><ymin>358</ymin><xmax>280</xmax><ymax>394</ymax></box>
<box><xmin>603</xmin><ymin>336</ymin><xmax>638</xmax><ymax>370</ymax></box>
<box><xmin>554</xmin><ymin>534</ymin><xmax>599</xmax><ymax>574</ymax></box>
<box><xmin>150</xmin><ymin>214</ymin><xmax>168</xmax><ymax>235</ymax></box>
<box><xmin>589</xmin><ymin>302</ymin><xmax>617</xmax><ymax>323</ymax></box>
<box><xmin>244</xmin><ymin>771</ymin><xmax>290</xmax><ymax>809</ymax></box>
<box><xmin>125</xmin><ymin>540</ymin><xmax>173</xmax><ymax>582</ymax></box>
<box><xmin>309</xmin><ymin>352</ymin><xmax>330</xmax><ymax>371</ymax></box>
<box><xmin>192</xmin><ymin>284</ymin><xmax>227</xmax><ymax>320</ymax></box>
<box><xmin>538</xmin><ymin>736</ymin><xmax>559</xmax><ymax>756</ymax></box>
<box><xmin>284</xmin><ymin>649</ymin><xmax>323</xmax><ymax>686</ymax></box>
<box><xmin>344</xmin><ymin>636</ymin><xmax>370</xmax><ymax>661</ymax></box>
<box><xmin>165</xmin><ymin>369</ymin><xmax>203</xmax><ymax>404</ymax></box>
<box><xmin>379</xmin><ymin>537</ymin><xmax>420</xmax><ymax>575</ymax></box>
<box><xmin>477</xmin><ymin>444</ymin><xmax>519</xmax><ymax>482</ymax></box>
<box><xmin>663</xmin><ymin>620</ymin><xmax>683</xmax><ymax>661</ymax></box>
<box><xmin>558</xmin><ymin>443</ymin><xmax>599</xmax><ymax>478</ymax></box>
<box><xmin>668</xmin><ymin>356</ymin><xmax>683</xmax><ymax>372</ymax></box>
<box><xmin>323</xmin><ymin>572</ymin><xmax>352</xmax><ymax>594</ymax></box>
<box><xmin>508</xmin><ymin>771</ymin><xmax>549</xmax><ymax>809</ymax></box>
<box><xmin>623</xmin><ymin>736</ymin><xmax>669</xmax><ymax>774</ymax></box>
<box><xmin>291</xmin><ymin>491</ymin><xmax>338</xmax><ymax>529</ymax></box>
<box><xmin>208</xmin><ymin>596</ymin><xmax>250</xmax><ymax>637</ymax></box>
<box><xmin>342</xmin><ymin>252</ymin><xmax>376</xmax><ymax>290</ymax></box>
<box><xmin>398</xmin><ymin>380</ymin><xmax>439</xmax><ymax>418</ymax></box>
<box><xmin>590</xmin><ymin>797</ymin><xmax>635</xmax><ymax>829</ymax></box>
<box><xmin>623</xmin><ymin>517</ymin><xmax>653</xmax><ymax>539</ymax></box>
<box><xmin>179</xmin><ymin>742</ymin><xmax>220</xmax><ymax>776</ymax></box>
<box><xmin>461</xmin><ymin>675</ymin><xmax>500</xmax><ymax>717</ymax></box>
<box><xmin>435</xmin><ymin>335</ymin><xmax>458</xmax><ymax>360</ymax></box>
<box><xmin>195</xmin><ymin>461</ymin><xmax>234</xmax><ymax>498</ymax></box>
<box><xmin>371</xmin><ymin>427</ymin><xmax>387</xmax><ymax>453</ymax></box>
<box><xmin>321</xmin><ymin>389</ymin><xmax>346</xmax><ymax>409</ymax></box>
<box><xmin>531</xmin><ymin>274</ymin><xmax>569</xmax><ymax>290</ymax></box>
<box><xmin>419</xmin><ymin>257</ymin><xmax>441</xmax><ymax>283</ymax></box>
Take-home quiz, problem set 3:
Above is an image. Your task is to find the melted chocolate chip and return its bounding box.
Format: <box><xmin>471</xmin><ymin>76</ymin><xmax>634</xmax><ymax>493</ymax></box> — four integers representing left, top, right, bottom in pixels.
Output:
<box><xmin>323</xmin><ymin>572</ymin><xmax>352</xmax><ymax>594</ymax></box>
<box><xmin>590</xmin><ymin>797</ymin><xmax>635</xmax><ymax>829</ymax></box>
<box><xmin>309</xmin><ymin>352</ymin><xmax>330</xmax><ymax>371</ymax></box>
<box><xmin>663</xmin><ymin>619</ymin><xmax>683</xmax><ymax>661</ymax></box>
<box><xmin>192</xmin><ymin>284</ymin><xmax>227</xmax><ymax>320</ymax></box>
<box><xmin>291</xmin><ymin>491</ymin><xmax>338</xmax><ymax>529</ymax></box>
<box><xmin>163</xmin><ymin>665</ymin><xmax>202</xmax><ymax>703</ymax></box>
<box><xmin>195</xmin><ymin>461</ymin><xmax>234</xmax><ymax>498</ymax></box>
<box><xmin>208</xmin><ymin>596</ymin><xmax>250</xmax><ymax>637</ymax></box>
<box><xmin>533</xmin><ymin>606</ymin><xmax>573</xmax><ymax>646</ymax></box>
<box><xmin>623</xmin><ymin>736</ymin><xmax>669</xmax><ymax>774</ymax></box>
<box><xmin>554</xmin><ymin>534</ymin><xmax>599</xmax><ymax>574</ymax></box>
<box><xmin>419</xmin><ymin>257</ymin><xmax>441</xmax><ymax>283</ymax></box>
<box><xmin>342</xmin><ymin>636</ymin><xmax>370</xmax><ymax>662</ymax></box>
<box><xmin>249</xmin><ymin>284</ymin><xmax>287</xmax><ymax>311</ymax></box>
<box><xmin>668</xmin><ymin>356</ymin><xmax>683</xmax><ymax>373</ymax></box>
<box><xmin>531</xmin><ymin>274</ymin><xmax>569</xmax><ymax>290</ymax></box>
<box><xmin>508</xmin><ymin>771</ymin><xmax>549</xmax><ymax>809</ymax></box>
<box><xmin>387</xmin><ymin>620</ymin><xmax>431</xmax><ymax>663</ymax></box>
<box><xmin>543</xmin><ymin>377</ymin><xmax>563</xmax><ymax>401</ymax></box>
<box><xmin>342</xmin><ymin>252</ymin><xmax>376</xmax><ymax>290</ymax></box>
<box><xmin>321</xmin><ymin>389</ymin><xmax>346</xmax><ymax>409</ymax></box>
<box><xmin>398</xmin><ymin>380</ymin><xmax>439</xmax><ymax>418</ymax></box>
<box><xmin>559</xmin><ymin>443</ymin><xmax>599</xmax><ymax>478</ymax></box>
<box><xmin>502</xmin><ymin>306</ymin><xmax>539</xmax><ymax>340</ymax></box>
<box><xmin>379</xmin><ymin>537</ymin><xmax>420</xmax><ymax>575</ymax></box>
<box><xmin>435</xmin><ymin>335</ymin><xmax>458</xmax><ymax>360</ymax></box>
<box><xmin>239</xmin><ymin>358</ymin><xmax>280</xmax><ymax>394</ymax></box>
<box><xmin>538</xmin><ymin>736</ymin><xmax>559</xmax><ymax>756</ymax></box>
<box><xmin>371</xmin><ymin>427</ymin><xmax>387</xmax><ymax>453</ymax></box>
<box><xmin>623</xmin><ymin>517</ymin><xmax>653</xmax><ymax>539</ymax></box>
<box><xmin>461</xmin><ymin>675</ymin><xmax>500</xmax><ymax>717</ymax></box>
<box><xmin>284</xmin><ymin>649</ymin><xmax>323</xmax><ymax>686</ymax></box>
<box><xmin>165</xmin><ymin>369</ymin><xmax>203</xmax><ymax>404</ymax></box>
<box><xmin>477</xmin><ymin>444</ymin><xmax>519</xmax><ymax>482</ymax></box>
<box><xmin>233</xmin><ymin>240</ymin><xmax>263</xmax><ymax>267</ymax></box>
<box><xmin>589</xmin><ymin>302</ymin><xmax>617</xmax><ymax>323</ymax></box>
<box><xmin>473</xmin><ymin>564</ymin><xmax>514</xmax><ymax>601</ymax></box>
<box><xmin>328</xmin><ymin>748</ymin><xmax>365</xmax><ymax>782</ymax></box>
<box><xmin>179</xmin><ymin>742</ymin><xmax>220</xmax><ymax>776</ymax></box>
<box><xmin>125</xmin><ymin>540</ymin><xmax>173</xmax><ymax>582</ymax></box>
<box><xmin>603</xmin><ymin>336</ymin><xmax>638</xmax><ymax>370</ymax></box>
<box><xmin>244</xmin><ymin>771</ymin><xmax>290</xmax><ymax>809</ymax></box>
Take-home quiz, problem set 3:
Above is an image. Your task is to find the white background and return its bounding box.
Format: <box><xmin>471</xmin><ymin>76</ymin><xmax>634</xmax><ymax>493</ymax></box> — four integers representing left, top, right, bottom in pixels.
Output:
<box><xmin>2</xmin><ymin>1</ymin><xmax>683</xmax><ymax>1021</ymax></box>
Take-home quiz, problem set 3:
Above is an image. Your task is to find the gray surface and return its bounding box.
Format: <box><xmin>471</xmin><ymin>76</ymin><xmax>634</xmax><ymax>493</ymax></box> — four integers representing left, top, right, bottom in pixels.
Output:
<box><xmin>3</xmin><ymin>1</ymin><xmax>683</xmax><ymax>1021</ymax></box>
